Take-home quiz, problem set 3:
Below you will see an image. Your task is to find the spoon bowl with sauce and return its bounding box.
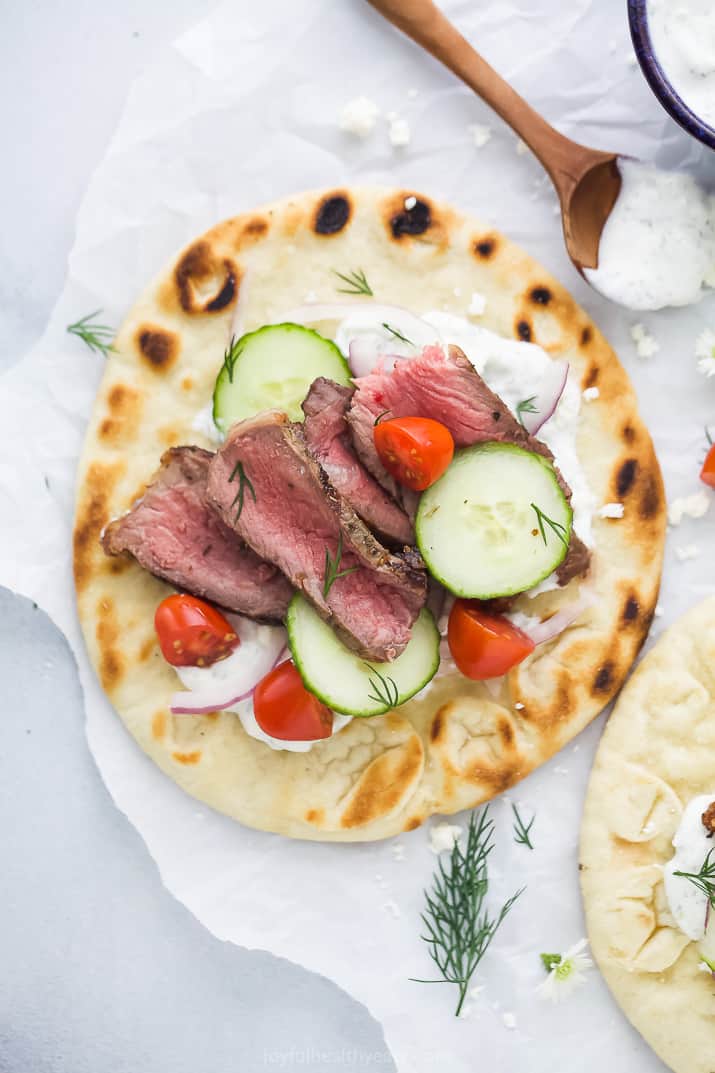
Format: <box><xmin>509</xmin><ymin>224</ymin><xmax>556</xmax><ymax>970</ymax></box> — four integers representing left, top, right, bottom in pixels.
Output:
<box><xmin>366</xmin><ymin>0</ymin><xmax>715</xmax><ymax>312</ymax></box>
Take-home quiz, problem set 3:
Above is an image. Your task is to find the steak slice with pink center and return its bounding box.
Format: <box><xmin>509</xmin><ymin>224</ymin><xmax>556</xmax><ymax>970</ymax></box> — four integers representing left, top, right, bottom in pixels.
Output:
<box><xmin>302</xmin><ymin>377</ymin><xmax>413</xmax><ymax>547</ymax></box>
<box><xmin>206</xmin><ymin>412</ymin><xmax>427</xmax><ymax>662</ymax></box>
<box><xmin>347</xmin><ymin>344</ymin><xmax>590</xmax><ymax>587</ymax></box>
<box><xmin>101</xmin><ymin>446</ymin><xmax>293</xmax><ymax>621</ymax></box>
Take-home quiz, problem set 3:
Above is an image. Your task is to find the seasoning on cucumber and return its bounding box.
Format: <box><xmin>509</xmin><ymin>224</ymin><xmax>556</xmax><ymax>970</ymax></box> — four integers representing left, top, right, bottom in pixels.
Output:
<box><xmin>415</xmin><ymin>442</ymin><xmax>573</xmax><ymax>599</ymax></box>
<box><xmin>213</xmin><ymin>323</ymin><xmax>351</xmax><ymax>433</ymax></box>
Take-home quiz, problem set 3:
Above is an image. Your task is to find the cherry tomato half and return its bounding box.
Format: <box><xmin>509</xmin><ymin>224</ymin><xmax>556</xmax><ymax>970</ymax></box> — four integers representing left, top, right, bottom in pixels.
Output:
<box><xmin>253</xmin><ymin>660</ymin><xmax>334</xmax><ymax>741</ymax></box>
<box><xmin>154</xmin><ymin>594</ymin><xmax>239</xmax><ymax>668</ymax></box>
<box><xmin>447</xmin><ymin>600</ymin><xmax>535</xmax><ymax>680</ymax></box>
<box><xmin>701</xmin><ymin>444</ymin><xmax>715</xmax><ymax>489</ymax></box>
<box><xmin>374</xmin><ymin>416</ymin><xmax>454</xmax><ymax>492</ymax></box>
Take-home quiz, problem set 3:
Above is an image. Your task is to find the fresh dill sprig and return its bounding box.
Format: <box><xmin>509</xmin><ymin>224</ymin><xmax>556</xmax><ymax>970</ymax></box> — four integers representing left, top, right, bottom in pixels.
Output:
<box><xmin>66</xmin><ymin>310</ymin><xmax>116</xmax><ymax>356</ymax></box>
<box><xmin>531</xmin><ymin>502</ymin><xmax>569</xmax><ymax>548</ymax></box>
<box><xmin>228</xmin><ymin>461</ymin><xmax>256</xmax><ymax>521</ymax></box>
<box><xmin>363</xmin><ymin>663</ymin><xmax>400</xmax><ymax>710</ymax></box>
<box><xmin>511</xmin><ymin>803</ymin><xmax>535</xmax><ymax>850</ymax></box>
<box><xmin>332</xmin><ymin>267</ymin><xmax>373</xmax><ymax>296</ymax></box>
<box><xmin>323</xmin><ymin>533</ymin><xmax>359</xmax><ymax>597</ymax></box>
<box><xmin>382</xmin><ymin>322</ymin><xmax>414</xmax><ymax>346</ymax></box>
<box><xmin>222</xmin><ymin>335</ymin><xmax>245</xmax><ymax>384</ymax></box>
<box><xmin>374</xmin><ymin>409</ymin><xmax>392</xmax><ymax>426</ymax></box>
<box><xmin>515</xmin><ymin>396</ymin><xmax>538</xmax><ymax>427</ymax></box>
<box><xmin>411</xmin><ymin>808</ymin><xmax>524</xmax><ymax>1016</ymax></box>
<box><xmin>674</xmin><ymin>848</ymin><xmax>715</xmax><ymax>908</ymax></box>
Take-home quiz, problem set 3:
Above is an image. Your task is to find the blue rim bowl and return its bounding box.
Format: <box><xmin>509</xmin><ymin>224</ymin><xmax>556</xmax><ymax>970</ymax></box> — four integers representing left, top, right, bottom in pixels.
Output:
<box><xmin>628</xmin><ymin>0</ymin><xmax>715</xmax><ymax>151</ymax></box>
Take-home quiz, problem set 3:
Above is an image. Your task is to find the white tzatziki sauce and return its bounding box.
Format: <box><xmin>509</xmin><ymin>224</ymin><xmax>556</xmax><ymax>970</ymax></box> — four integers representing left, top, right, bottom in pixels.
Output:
<box><xmin>663</xmin><ymin>793</ymin><xmax>715</xmax><ymax>940</ymax></box>
<box><xmin>175</xmin><ymin>617</ymin><xmax>352</xmax><ymax>753</ymax></box>
<box><xmin>648</xmin><ymin>0</ymin><xmax>715</xmax><ymax>130</ymax></box>
<box><xmin>585</xmin><ymin>159</ymin><xmax>715</xmax><ymax>310</ymax></box>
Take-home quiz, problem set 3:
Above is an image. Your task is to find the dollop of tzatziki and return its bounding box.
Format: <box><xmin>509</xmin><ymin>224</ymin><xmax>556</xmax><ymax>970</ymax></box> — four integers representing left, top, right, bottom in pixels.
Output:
<box><xmin>663</xmin><ymin>794</ymin><xmax>715</xmax><ymax>940</ymax></box>
<box><xmin>176</xmin><ymin>617</ymin><xmax>352</xmax><ymax>753</ymax></box>
<box><xmin>585</xmin><ymin>160</ymin><xmax>715</xmax><ymax>311</ymax></box>
<box><xmin>648</xmin><ymin>0</ymin><xmax>715</xmax><ymax>130</ymax></box>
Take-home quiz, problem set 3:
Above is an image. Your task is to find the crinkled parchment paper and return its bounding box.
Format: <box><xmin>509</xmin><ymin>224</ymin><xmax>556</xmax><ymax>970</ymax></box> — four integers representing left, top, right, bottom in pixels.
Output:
<box><xmin>2</xmin><ymin>0</ymin><xmax>714</xmax><ymax>1068</ymax></box>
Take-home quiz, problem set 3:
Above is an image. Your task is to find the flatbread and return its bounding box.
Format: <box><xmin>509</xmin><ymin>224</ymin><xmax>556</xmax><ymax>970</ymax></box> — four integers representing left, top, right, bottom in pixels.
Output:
<box><xmin>73</xmin><ymin>186</ymin><xmax>665</xmax><ymax>841</ymax></box>
<box><xmin>580</xmin><ymin>597</ymin><xmax>715</xmax><ymax>1073</ymax></box>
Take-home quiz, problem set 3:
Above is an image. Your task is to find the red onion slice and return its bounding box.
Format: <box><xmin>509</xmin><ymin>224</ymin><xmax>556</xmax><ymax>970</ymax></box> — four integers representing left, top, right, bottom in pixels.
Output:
<box><xmin>279</xmin><ymin>302</ymin><xmax>441</xmax><ymax>345</ymax></box>
<box><xmin>527</xmin><ymin>590</ymin><xmax>597</xmax><ymax>646</ymax></box>
<box><xmin>170</xmin><ymin>626</ymin><xmax>287</xmax><ymax>715</ymax></box>
<box><xmin>520</xmin><ymin>361</ymin><xmax>569</xmax><ymax>435</ymax></box>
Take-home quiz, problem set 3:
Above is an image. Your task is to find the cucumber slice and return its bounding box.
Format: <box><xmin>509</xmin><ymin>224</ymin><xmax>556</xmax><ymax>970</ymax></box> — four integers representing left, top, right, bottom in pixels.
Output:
<box><xmin>416</xmin><ymin>442</ymin><xmax>573</xmax><ymax>599</ymax></box>
<box><xmin>286</xmin><ymin>595</ymin><xmax>440</xmax><ymax>717</ymax></box>
<box><xmin>212</xmin><ymin>323</ymin><xmax>351</xmax><ymax>432</ymax></box>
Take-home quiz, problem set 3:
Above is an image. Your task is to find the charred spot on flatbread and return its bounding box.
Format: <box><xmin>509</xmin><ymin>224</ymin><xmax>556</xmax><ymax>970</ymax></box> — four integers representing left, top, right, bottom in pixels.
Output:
<box><xmin>473</xmin><ymin>235</ymin><xmax>497</xmax><ymax>259</ymax></box>
<box><xmin>593</xmin><ymin>661</ymin><xmax>615</xmax><ymax>693</ymax></box>
<box><xmin>622</xmin><ymin>594</ymin><xmax>640</xmax><ymax>624</ymax></box>
<box><xmin>389</xmin><ymin>196</ymin><xmax>432</xmax><ymax>238</ymax></box>
<box><xmin>639</xmin><ymin>470</ymin><xmax>663</xmax><ymax>520</ymax></box>
<box><xmin>530</xmin><ymin>286</ymin><xmax>552</xmax><ymax>305</ymax></box>
<box><xmin>314</xmin><ymin>193</ymin><xmax>352</xmax><ymax>235</ymax></box>
<box><xmin>74</xmin><ymin>461</ymin><xmax>125</xmax><ymax>593</ymax></box>
<box><xmin>580</xmin><ymin>326</ymin><xmax>593</xmax><ymax>346</ymax></box>
<box><xmin>96</xmin><ymin>596</ymin><xmax>125</xmax><ymax>693</ymax></box>
<box><xmin>136</xmin><ymin>326</ymin><xmax>180</xmax><ymax>372</ymax></box>
<box><xmin>174</xmin><ymin>241</ymin><xmax>238</xmax><ymax>314</ymax></box>
<box><xmin>242</xmin><ymin>216</ymin><xmax>269</xmax><ymax>240</ymax></box>
<box><xmin>516</xmin><ymin>318</ymin><xmax>532</xmax><ymax>342</ymax></box>
<box><xmin>617</xmin><ymin>458</ymin><xmax>638</xmax><ymax>498</ymax></box>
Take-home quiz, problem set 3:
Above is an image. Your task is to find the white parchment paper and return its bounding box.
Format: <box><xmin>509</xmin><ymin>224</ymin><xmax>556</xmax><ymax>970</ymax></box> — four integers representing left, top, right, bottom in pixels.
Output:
<box><xmin>2</xmin><ymin>0</ymin><xmax>714</xmax><ymax>1068</ymax></box>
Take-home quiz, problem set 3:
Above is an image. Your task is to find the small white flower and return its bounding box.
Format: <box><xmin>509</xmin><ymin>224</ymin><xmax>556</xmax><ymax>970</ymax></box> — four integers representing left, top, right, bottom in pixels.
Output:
<box><xmin>695</xmin><ymin>329</ymin><xmax>715</xmax><ymax>377</ymax></box>
<box><xmin>536</xmin><ymin>939</ymin><xmax>593</xmax><ymax>1003</ymax></box>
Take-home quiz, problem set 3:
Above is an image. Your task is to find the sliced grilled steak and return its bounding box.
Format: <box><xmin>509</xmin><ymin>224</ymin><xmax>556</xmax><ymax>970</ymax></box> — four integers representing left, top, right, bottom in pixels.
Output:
<box><xmin>206</xmin><ymin>412</ymin><xmax>427</xmax><ymax>662</ymax></box>
<box><xmin>302</xmin><ymin>377</ymin><xmax>413</xmax><ymax>546</ymax></box>
<box><xmin>348</xmin><ymin>344</ymin><xmax>590</xmax><ymax>586</ymax></box>
<box><xmin>101</xmin><ymin>446</ymin><xmax>293</xmax><ymax>621</ymax></box>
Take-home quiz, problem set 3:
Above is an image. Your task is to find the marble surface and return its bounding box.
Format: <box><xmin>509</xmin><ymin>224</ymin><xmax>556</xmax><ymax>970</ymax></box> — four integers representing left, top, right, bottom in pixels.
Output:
<box><xmin>0</xmin><ymin>2</ymin><xmax>392</xmax><ymax>1069</ymax></box>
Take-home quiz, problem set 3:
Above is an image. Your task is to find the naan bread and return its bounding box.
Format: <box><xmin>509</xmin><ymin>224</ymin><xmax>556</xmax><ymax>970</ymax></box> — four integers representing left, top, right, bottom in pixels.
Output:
<box><xmin>73</xmin><ymin>186</ymin><xmax>665</xmax><ymax>840</ymax></box>
<box><xmin>580</xmin><ymin>596</ymin><xmax>715</xmax><ymax>1073</ymax></box>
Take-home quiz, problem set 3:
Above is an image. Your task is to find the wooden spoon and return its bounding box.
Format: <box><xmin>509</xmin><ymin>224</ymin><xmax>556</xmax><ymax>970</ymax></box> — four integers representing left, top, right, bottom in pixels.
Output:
<box><xmin>366</xmin><ymin>0</ymin><xmax>621</xmax><ymax>272</ymax></box>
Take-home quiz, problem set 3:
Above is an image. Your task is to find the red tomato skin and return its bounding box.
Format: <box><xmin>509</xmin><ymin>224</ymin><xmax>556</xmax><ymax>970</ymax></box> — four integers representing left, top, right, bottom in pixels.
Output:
<box><xmin>701</xmin><ymin>445</ymin><xmax>715</xmax><ymax>489</ymax></box>
<box><xmin>447</xmin><ymin>600</ymin><xmax>535</xmax><ymax>680</ymax></box>
<box><xmin>154</xmin><ymin>594</ymin><xmax>239</xmax><ymax>667</ymax></box>
<box><xmin>253</xmin><ymin>661</ymin><xmax>334</xmax><ymax>741</ymax></box>
<box><xmin>374</xmin><ymin>416</ymin><xmax>454</xmax><ymax>492</ymax></box>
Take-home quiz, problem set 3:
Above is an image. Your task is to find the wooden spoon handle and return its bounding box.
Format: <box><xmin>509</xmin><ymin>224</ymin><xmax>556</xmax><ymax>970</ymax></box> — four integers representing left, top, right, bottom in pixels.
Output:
<box><xmin>366</xmin><ymin>0</ymin><xmax>596</xmax><ymax>194</ymax></box>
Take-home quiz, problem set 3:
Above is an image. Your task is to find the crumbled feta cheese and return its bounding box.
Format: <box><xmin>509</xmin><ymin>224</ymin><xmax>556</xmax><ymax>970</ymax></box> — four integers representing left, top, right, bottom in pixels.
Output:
<box><xmin>675</xmin><ymin>543</ymin><xmax>700</xmax><ymax>562</ymax></box>
<box><xmin>516</xmin><ymin>138</ymin><xmax>529</xmax><ymax>155</ymax></box>
<box><xmin>388</xmin><ymin>116</ymin><xmax>411</xmax><ymax>147</ymax></box>
<box><xmin>668</xmin><ymin>491</ymin><xmax>710</xmax><ymax>526</ymax></box>
<box><xmin>599</xmin><ymin>502</ymin><xmax>624</xmax><ymax>519</ymax></box>
<box><xmin>582</xmin><ymin>386</ymin><xmax>600</xmax><ymax>401</ymax></box>
<box><xmin>469</xmin><ymin>123</ymin><xmax>492</xmax><ymax>148</ymax></box>
<box><xmin>695</xmin><ymin>329</ymin><xmax>715</xmax><ymax>378</ymax></box>
<box><xmin>404</xmin><ymin>195</ymin><xmax>417</xmax><ymax>210</ymax></box>
<box><xmin>429</xmin><ymin>822</ymin><xmax>463</xmax><ymax>854</ymax></box>
<box><xmin>383</xmin><ymin>899</ymin><xmax>401</xmax><ymax>919</ymax></box>
<box><xmin>631</xmin><ymin>322</ymin><xmax>660</xmax><ymax>359</ymax></box>
<box><xmin>339</xmin><ymin>96</ymin><xmax>380</xmax><ymax>137</ymax></box>
<box><xmin>391</xmin><ymin>842</ymin><xmax>406</xmax><ymax>862</ymax></box>
<box><xmin>502</xmin><ymin>1012</ymin><xmax>517</xmax><ymax>1030</ymax></box>
<box><xmin>468</xmin><ymin>292</ymin><xmax>487</xmax><ymax>316</ymax></box>
<box><xmin>654</xmin><ymin>603</ymin><xmax>664</xmax><ymax>618</ymax></box>
<box><xmin>514</xmin><ymin>702</ymin><xmax>525</xmax><ymax>711</ymax></box>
